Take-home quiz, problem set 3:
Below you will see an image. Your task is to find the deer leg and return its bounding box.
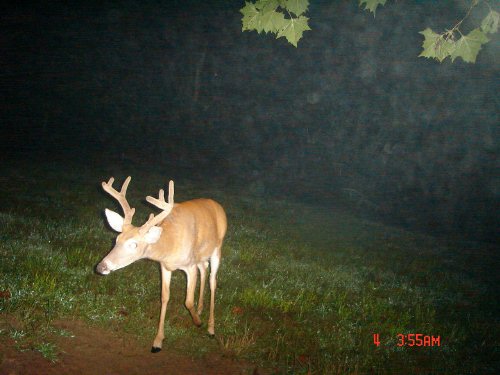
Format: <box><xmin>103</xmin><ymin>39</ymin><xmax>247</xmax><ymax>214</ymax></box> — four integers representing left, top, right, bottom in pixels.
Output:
<box><xmin>152</xmin><ymin>265</ymin><xmax>171</xmax><ymax>353</ymax></box>
<box><xmin>197</xmin><ymin>261</ymin><xmax>208</xmax><ymax>315</ymax></box>
<box><xmin>208</xmin><ymin>250</ymin><xmax>220</xmax><ymax>337</ymax></box>
<box><xmin>185</xmin><ymin>265</ymin><xmax>202</xmax><ymax>327</ymax></box>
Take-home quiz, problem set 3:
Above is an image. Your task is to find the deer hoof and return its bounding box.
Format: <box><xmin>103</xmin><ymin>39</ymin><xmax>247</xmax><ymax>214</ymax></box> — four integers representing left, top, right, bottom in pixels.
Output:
<box><xmin>151</xmin><ymin>346</ymin><xmax>162</xmax><ymax>353</ymax></box>
<box><xmin>208</xmin><ymin>333</ymin><xmax>215</xmax><ymax>339</ymax></box>
<box><xmin>193</xmin><ymin>317</ymin><xmax>202</xmax><ymax>327</ymax></box>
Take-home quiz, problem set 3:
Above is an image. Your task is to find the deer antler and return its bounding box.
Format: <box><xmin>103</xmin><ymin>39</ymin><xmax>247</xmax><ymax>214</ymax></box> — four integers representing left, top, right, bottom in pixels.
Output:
<box><xmin>102</xmin><ymin>176</ymin><xmax>136</xmax><ymax>226</ymax></box>
<box><xmin>140</xmin><ymin>180</ymin><xmax>175</xmax><ymax>234</ymax></box>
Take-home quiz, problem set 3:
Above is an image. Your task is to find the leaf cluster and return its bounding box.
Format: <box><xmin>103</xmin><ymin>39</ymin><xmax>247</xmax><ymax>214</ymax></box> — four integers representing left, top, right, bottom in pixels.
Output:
<box><xmin>240</xmin><ymin>0</ymin><xmax>311</xmax><ymax>47</ymax></box>
<box><xmin>240</xmin><ymin>0</ymin><xmax>498</xmax><ymax>64</ymax></box>
<box><xmin>419</xmin><ymin>9</ymin><xmax>498</xmax><ymax>63</ymax></box>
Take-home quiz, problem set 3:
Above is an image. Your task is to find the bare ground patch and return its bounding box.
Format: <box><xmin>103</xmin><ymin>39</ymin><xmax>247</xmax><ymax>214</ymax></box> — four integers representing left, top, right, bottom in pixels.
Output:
<box><xmin>0</xmin><ymin>318</ymin><xmax>264</xmax><ymax>375</ymax></box>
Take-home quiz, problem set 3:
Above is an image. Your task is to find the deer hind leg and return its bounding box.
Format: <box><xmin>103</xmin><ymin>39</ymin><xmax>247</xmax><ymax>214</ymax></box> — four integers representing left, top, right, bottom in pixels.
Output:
<box><xmin>208</xmin><ymin>249</ymin><xmax>220</xmax><ymax>336</ymax></box>
<box><xmin>152</xmin><ymin>265</ymin><xmax>171</xmax><ymax>353</ymax></box>
<box><xmin>185</xmin><ymin>265</ymin><xmax>202</xmax><ymax>327</ymax></box>
<box><xmin>197</xmin><ymin>261</ymin><xmax>208</xmax><ymax>316</ymax></box>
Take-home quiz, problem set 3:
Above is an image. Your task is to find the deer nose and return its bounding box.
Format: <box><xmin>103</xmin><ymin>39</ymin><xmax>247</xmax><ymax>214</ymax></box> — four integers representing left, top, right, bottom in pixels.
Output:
<box><xmin>96</xmin><ymin>262</ymin><xmax>110</xmax><ymax>275</ymax></box>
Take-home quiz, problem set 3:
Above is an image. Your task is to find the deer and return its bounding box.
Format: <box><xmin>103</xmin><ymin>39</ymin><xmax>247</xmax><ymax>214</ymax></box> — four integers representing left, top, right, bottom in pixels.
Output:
<box><xmin>96</xmin><ymin>176</ymin><xmax>227</xmax><ymax>353</ymax></box>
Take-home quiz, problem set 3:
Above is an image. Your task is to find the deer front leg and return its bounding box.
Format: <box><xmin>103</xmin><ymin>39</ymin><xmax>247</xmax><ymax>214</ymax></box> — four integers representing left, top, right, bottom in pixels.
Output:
<box><xmin>185</xmin><ymin>265</ymin><xmax>202</xmax><ymax>327</ymax></box>
<box><xmin>152</xmin><ymin>265</ymin><xmax>171</xmax><ymax>353</ymax></box>
<box><xmin>197</xmin><ymin>261</ymin><xmax>208</xmax><ymax>316</ymax></box>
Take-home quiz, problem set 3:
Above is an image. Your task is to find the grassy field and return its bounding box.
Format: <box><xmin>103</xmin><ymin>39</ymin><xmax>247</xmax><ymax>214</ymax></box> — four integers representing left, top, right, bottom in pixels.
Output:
<box><xmin>0</xmin><ymin>161</ymin><xmax>498</xmax><ymax>374</ymax></box>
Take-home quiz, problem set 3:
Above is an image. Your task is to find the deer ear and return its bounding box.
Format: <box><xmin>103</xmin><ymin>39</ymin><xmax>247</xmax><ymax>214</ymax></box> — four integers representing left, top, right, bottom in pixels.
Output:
<box><xmin>105</xmin><ymin>209</ymin><xmax>124</xmax><ymax>232</ymax></box>
<box><xmin>145</xmin><ymin>226</ymin><xmax>162</xmax><ymax>244</ymax></box>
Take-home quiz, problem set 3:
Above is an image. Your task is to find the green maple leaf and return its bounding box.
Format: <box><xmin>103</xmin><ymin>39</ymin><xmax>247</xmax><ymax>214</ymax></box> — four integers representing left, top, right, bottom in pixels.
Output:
<box><xmin>255</xmin><ymin>0</ymin><xmax>279</xmax><ymax>11</ymax></box>
<box><xmin>241</xmin><ymin>2</ymin><xmax>261</xmax><ymax>32</ymax></box>
<box><xmin>359</xmin><ymin>0</ymin><xmax>387</xmax><ymax>15</ymax></box>
<box><xmin>450</xmin><ymin>28</ymin><xmax>489</xmax><ymax>63</ymax></box>
<box><xmin>276</xmin><ymin>15</ymin><xmax>310</xmax><ymax>47</ymax></box>
<box><xmin>284</xmin><ymin>0</ymin><xmax>309</xmax><ymax>16</ymax></box>
<box><xmin>261</xmin><ymin>10</ymin><xmax>286</xmax><ymax>33</ymax></box>
<box><xmin>481</xmin><ymin>10</ymin><xmax>499</xmax><ymax>34</ymax></box>
<box><xmin>419</xmin><ymin>28</ymin><xmax>454</xmax><ymax>62</ymax></box>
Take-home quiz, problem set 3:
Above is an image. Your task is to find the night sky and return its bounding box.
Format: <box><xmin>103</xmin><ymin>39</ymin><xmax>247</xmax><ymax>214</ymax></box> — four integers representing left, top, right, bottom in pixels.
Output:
<box><xmin>2</xmin><ymin>0</ymin><xmax>498</xmax><ymax>242</ymax></box>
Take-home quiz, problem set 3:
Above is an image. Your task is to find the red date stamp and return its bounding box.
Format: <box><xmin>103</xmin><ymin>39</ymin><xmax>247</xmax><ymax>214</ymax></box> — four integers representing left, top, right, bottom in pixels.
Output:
<box><xmin>373</xmin><ymin>333</ymin><xmax>441</xmax><ymax>347</ymax></box>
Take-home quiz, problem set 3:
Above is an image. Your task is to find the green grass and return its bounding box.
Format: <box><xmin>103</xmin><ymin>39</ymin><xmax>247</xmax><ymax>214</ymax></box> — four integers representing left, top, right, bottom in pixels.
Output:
<box><xmin>0</xmin><ymin>161</ymin><xmax>498</xmax><ymax>373</ymax></box>
<box><xmin>35</xmin><ymin>341</ymin><xmax>59</xmax><ymax>362</ymax></box>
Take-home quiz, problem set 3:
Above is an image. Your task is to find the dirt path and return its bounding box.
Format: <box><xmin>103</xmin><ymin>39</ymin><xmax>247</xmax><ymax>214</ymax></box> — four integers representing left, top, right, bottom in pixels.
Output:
<box><xmin>0</xmin><ymin>319</ymin><xmax>262</xmax><ymax>375</ymax></box>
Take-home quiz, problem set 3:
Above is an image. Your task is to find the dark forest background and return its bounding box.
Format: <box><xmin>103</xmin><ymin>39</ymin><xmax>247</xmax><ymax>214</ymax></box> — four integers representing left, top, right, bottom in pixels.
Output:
<box><xmin>2</xmin><ymin>1</ymin><xmax>498</xmax><ymax>243</ymax></box>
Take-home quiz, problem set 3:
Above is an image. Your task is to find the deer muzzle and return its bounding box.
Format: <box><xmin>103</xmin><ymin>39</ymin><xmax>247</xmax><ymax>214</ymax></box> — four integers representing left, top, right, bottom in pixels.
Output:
<box><xmin>96</xmin><ymin>261</ymin><xmax>111</xmax><ymax>275</ymax></box>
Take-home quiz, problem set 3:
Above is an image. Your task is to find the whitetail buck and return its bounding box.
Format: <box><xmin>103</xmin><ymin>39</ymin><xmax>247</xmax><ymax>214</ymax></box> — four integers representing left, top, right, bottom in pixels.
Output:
<box><xmin>96</xmin><ymin>176</ymin><xmax>227</xmax><ymax>353</ymax></box>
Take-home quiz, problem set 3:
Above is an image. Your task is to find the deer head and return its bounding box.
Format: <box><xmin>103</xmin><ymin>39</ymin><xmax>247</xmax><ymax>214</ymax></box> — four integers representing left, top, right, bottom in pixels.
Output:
<box><xmin>97</xmin><ymin>176</ymin><xmax>174</xmax><ymax>275</ymax></box>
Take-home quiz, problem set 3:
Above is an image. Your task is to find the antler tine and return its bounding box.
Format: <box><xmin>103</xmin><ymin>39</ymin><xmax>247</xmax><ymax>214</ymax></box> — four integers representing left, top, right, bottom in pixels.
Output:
<box><xmin>102</xmin><ymin>176</ymin><xmax>135</xmax><ymax>225</ymax></box>
<box><xmin>121</xmin><ymin>176</ymin><xmax>132</xmax><ymax>195</ymax></box>
<box><xmin>168</xmin><ymin>180</ymin><xmax>174</xmax><ymax>205</ymax></box>
<box><xmin>140</xmin><ymin>181</ymin><xmax>175</xmax><ymax>234</ymax></box>
<box><xmin>146</xmin><ymin>189</ymin><xmax>169</xmax><ymax>209</ymax></box>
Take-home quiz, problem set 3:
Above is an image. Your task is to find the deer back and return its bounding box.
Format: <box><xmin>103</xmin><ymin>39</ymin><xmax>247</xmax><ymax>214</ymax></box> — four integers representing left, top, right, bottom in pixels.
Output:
<box><xmin>148</xmin><ymin>198</ymin><xmax>227</xmax><ymax>270</ymax></box>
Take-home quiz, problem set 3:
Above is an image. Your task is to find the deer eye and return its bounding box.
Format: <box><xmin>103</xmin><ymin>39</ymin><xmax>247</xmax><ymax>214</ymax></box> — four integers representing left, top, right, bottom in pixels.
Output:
<box><xmin>126</xmin><ymin>240</ymin><xmax>138</xmax><ymax>250</ymax></box>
